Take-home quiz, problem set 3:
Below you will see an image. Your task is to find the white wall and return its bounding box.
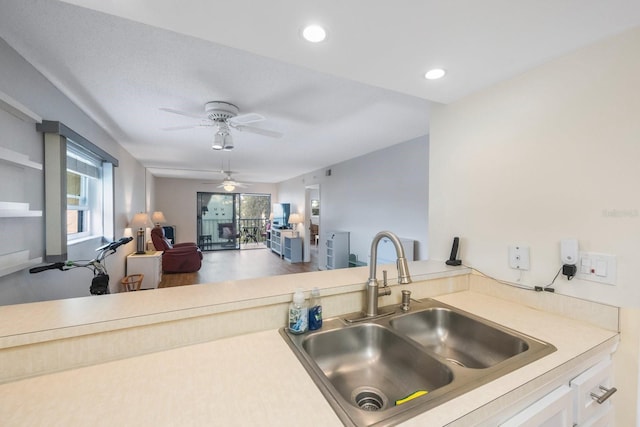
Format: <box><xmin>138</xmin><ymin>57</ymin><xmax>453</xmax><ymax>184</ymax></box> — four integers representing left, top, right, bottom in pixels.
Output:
<box><xmin>429</xmin><ymin>28</ymin><xmax>640</xmax><ymax>307</ymax></box>
<box><xmin>154</xmin><ymin>177</ymin><xmax>278</xmax><ymax>243</ymax></box>
<box><xmin>0</xmin><ymin>37</ymin><xmax>147</xmax><ymax>305</ymax></box>
<box><xmin>278</xmin><ymin>135</ymin><xmax>429</xmax><ymax>267</ymax></box>
<box><xmin>428</xmin><ymin>27</ymin><xmax>640</xmax><ymax>426</ymax></box>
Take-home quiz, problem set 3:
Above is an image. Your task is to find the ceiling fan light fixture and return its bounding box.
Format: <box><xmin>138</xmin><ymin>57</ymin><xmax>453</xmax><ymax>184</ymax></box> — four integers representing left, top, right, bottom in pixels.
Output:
<box><xmin>222</xmin><ymin>133</ymin><xmax>234</xmax><ymax>151</ymax></box>
<box><xmin>223</xmin><ymin>182</ymin><xmax>236</xmax><ymax>192</ymax></box>
<box><xmin>212</xmin><ymin>132</ymin><xmax>224</xmax><ymax>150</ymax></box>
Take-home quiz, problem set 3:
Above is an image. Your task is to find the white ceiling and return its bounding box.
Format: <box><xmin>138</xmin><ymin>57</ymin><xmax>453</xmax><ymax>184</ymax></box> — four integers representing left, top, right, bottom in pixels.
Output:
<box><xmin>1</xmin><ymin>0</ymin><xmax>639</xmax><ymax>183</ymax></box>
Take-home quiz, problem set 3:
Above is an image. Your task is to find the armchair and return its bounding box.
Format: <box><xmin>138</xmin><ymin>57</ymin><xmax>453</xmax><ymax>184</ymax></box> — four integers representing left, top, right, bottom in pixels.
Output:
<box><xmin>150</xmin><ymin>226</ymin><xmax>203</xmax><ymax>273</ymax></box>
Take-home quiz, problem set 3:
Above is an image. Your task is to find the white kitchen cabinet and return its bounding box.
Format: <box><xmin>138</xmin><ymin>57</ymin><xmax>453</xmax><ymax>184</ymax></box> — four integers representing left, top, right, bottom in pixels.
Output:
<box><xmin>570</xmin><ymin>358</ymin><xmax>615</xmax><ymax>425</ymax></box>
<box><xmin>499</xmin><ymin>355</ymin><xmax>616</xmax><ymax>427</ymax></box>
<box><xmin>126</xmin><ymin>252</ymin><xmax>162</xmax><ymax>290</ymax></box>
<box><xmin>500</xmin><ymin>385</ymin><xmax>573</xmax><ymax>427</ymax></box>
<box><xmin>579</xmin><ymin>405</ymin><xmax>613</xmax><ymax>427</ymax></box>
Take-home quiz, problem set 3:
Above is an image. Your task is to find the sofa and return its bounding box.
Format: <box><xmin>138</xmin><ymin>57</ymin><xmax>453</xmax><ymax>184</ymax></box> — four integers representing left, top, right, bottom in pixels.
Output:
<box><xmin>150</xmin><ymin>226</ymin><xmax>203</xmax><ymax>273</ymax></box>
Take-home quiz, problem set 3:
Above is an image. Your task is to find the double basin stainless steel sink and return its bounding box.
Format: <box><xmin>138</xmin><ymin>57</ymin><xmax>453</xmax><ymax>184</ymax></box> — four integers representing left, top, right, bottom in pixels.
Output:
<box><xmin>279</xmin><ymin>298</ymin><xmax>556</xmax><ymax>427</ymax></box>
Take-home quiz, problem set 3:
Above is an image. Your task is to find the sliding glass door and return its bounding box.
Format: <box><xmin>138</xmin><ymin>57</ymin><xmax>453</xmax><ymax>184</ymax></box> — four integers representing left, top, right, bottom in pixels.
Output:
<box><xmin>238</xmin><ymin>194</ymin><xmax>271</xmax><ymax>248</ymax></box>
<box><xmin>197</xmin><ymin>192</ymin><xmax>271</xmax><ymax>251</ymax></box>
<box><xmin>197</xmin><ymin>192</ymin><xmax>239</xmax><ymax>251</ymax></box>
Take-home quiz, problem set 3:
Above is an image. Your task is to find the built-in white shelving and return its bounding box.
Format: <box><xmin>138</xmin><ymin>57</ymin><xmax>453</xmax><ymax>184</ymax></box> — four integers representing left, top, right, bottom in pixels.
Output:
<box><xmin>0</xmin><ymin>90</ymin><xmax>42</xmax><ymax>124</ymax></box>
<box><xmin>0</xmin><ymin>147</ymin><xmax>42</xmax><ymax>170</ymax></box>
<box><xmin>0</xmin><ymin>250</ymin><xmax>42</xmax><ymax>278</ymax></box>
<box><xmin>0</xmin><ymin>202</ymin><xmax>42</xmax><ymax>218</ymax></box>
<box><xmin>0</xmin><ymin>91</ymin><xmax>44</xmax><ymax>278</ymax></box>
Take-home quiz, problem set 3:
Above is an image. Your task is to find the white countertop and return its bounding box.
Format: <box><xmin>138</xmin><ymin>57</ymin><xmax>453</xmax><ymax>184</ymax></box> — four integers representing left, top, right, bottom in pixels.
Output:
<box><xmin>0</xmin><ymin>260</ymin><xmax>470</xmax><ymax>348</ymax></box>
<box><xmin>0</xmin><ymin>290</ymin><xmax>618</xmax><ymax>426</ymax></box>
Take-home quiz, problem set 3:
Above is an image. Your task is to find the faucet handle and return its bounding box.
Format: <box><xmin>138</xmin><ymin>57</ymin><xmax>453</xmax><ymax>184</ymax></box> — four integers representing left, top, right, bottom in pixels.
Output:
<box><xmin>382</xmin><ymin>270</ymin><xmax>388</xmax><ymax>287</ymax></box>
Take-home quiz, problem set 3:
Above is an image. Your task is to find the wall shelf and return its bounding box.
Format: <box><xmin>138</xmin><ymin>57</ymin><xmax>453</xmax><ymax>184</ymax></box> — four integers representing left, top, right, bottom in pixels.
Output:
<box><xmin>0</xmin><ymin>90</ymin><xmax>42</xmax><ymax>124</ymax></box>
<box><xmin>0</xmin><ymin>250</ymin><xmax>42</xmax><ymax>278</ymax></box>
<box><xmin>0</xmin><ymin>202</ymin><xmax>42</xmax><ymax>218</ymax></box>
<box><xmin>0</xmin><ymin>147</ymin><xmax>42</xmax><ymax>171</ymax></box>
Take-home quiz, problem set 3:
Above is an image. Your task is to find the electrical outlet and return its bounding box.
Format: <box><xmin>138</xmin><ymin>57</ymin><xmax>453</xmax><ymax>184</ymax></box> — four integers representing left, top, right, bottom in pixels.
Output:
<box><xmin>508</xmin><ymin>246</ymin><xmax>530</xmax><ymax>270</ymax></box>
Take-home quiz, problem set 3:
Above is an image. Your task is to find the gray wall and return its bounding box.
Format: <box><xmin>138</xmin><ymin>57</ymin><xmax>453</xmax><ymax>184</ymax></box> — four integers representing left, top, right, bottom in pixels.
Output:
<box><xmin>278</xmin><ymin>135</ymin><xmax>429</xmax><ymax>266</ymax></box>
<box><xmin>0</xmin><ymin>38</ymin><xmax>146</xmax><ymax>305</ymax></box>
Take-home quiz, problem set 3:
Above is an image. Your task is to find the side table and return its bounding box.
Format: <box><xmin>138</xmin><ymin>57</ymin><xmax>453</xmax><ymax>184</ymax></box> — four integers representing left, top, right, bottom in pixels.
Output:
<box><xmin>126</xmin><ymin>251</ymin><xmax>162</xmax><ymax>290</ymax></box>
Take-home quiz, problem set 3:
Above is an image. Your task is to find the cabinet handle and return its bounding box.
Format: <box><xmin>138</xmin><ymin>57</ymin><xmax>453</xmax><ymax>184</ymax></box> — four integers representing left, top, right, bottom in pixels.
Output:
<box><xmin>590</xmin><ymin>385</ymin><xmax>617</xmax><ymax>404</ymax></box>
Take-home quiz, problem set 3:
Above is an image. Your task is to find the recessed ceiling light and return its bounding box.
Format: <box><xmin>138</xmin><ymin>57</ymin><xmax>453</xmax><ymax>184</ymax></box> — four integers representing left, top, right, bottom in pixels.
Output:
<box><xmin>424</xmin><ymin>68</ymin><xmax>446</xmax><ymax>80</ymax></box>
<box><xmin>302</xmin><ymin>25</ymin><xmax>327</xmax><ymax>43</ymax></box>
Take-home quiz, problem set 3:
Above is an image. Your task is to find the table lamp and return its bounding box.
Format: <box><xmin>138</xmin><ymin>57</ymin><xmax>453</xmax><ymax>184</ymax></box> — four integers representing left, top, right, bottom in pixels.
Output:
<box><xmin>152</xmin><ymin>211</ymin><xmax>167</xmax><ymax>227</ymax></box>
<box><xmin>288</xmin><ymin>213</ymin><xmax>303</xmax><ymax>237</ymax></box>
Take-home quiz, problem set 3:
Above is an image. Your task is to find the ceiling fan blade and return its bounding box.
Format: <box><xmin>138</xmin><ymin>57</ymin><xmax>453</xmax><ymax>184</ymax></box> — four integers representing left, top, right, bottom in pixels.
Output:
<box><xmin>232</xmin><ymin>123</ymin><xmax>283</xmax><ymax>138</ymax></box>
<box><xmin>159</xmin><ymin>107</ymin><xmax>204</xmax><ymax>119</ymax></box>
<box><xmin>229</xmin><ymin>113</ymin><xmax>265</xmax><ymax>125</ymax></box>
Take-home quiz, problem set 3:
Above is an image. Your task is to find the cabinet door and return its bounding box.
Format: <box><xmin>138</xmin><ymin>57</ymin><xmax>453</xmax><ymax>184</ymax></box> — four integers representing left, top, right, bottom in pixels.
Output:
<box><xmin>570</xmin><ymin>358</ymin><xmax>614</xmax><ymax>425</ymax></box>
<box><xmin>580</xmin><ymin>404</ymin><xmax>613</xmax><ymax>427</ymax></box>
<box><xmin>500</xmin><ymin>385</ymin><xmax>573</xmax><ymax>427</ymax></box>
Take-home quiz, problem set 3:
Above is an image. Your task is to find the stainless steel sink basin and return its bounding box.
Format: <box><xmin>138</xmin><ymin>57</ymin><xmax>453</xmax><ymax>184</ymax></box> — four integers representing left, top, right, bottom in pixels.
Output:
<box><xmin>389</xmin><ymin>307</ymin><xmax>529</xmax><ymax>368</ymax></box>
<box><xmin>280</xmin><ymin>298</ymin><xmax>556</xmax><ymax>426</ymax></box>
<box><xmin>303</xmin><ymin>323</ymin><xmax>453</xmax><ymax>411</ymax></box>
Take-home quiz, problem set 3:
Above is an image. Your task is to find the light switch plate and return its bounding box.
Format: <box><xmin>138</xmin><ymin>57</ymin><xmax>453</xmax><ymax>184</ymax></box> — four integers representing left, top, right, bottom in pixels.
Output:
<box><xmin>576</xmin><ymin>252</ymin><xmax>616</xmax><ymax>285</ymax></box>
<box><xmin>508</xmin><ymin>245</ymin><xmax>530</xmax><ymax>270</ymax></box>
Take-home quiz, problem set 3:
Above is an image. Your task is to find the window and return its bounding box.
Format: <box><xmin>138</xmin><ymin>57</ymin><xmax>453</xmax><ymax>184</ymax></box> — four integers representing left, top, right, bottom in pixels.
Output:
<box><xmin>66</xmin><ymin>171</ymin><xmax>87</xmax><ymax>234</ymax></box>
<box><xmin>66</xmin><ymin>143</ymin><xmax>104</xmax><ymax>241</ymax></box>
<box><xmin>39</xmin><ymin>120</ymin><xmax>118</xmax><ymax>261</ymax></box>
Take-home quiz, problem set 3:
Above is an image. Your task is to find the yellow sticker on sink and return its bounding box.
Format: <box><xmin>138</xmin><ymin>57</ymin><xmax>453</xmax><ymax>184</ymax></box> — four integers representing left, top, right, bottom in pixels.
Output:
<box><xmin>395</xmin><ymin>390</ymin><xmax>428</xmax><ymax>406</ymax></box>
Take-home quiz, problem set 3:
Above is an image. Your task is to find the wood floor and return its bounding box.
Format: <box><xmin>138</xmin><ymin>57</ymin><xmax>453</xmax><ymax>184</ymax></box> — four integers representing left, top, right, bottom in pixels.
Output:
<box><xmin>158</xmin><ymin>244</ymin><xmax>320</xmax><ymax>288</ymax></box>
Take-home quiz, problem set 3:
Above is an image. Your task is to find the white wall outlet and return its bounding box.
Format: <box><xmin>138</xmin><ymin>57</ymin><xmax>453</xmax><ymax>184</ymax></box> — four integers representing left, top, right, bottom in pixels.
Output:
<box><xmin>576</xmin><ymin>252</ymin><xmax>617</xmax><ymax>285</ymax></box>
<box><xmin>508</xmin><ymin>245</ymin><xmax>530</xmax><ymax>270</ymax></box>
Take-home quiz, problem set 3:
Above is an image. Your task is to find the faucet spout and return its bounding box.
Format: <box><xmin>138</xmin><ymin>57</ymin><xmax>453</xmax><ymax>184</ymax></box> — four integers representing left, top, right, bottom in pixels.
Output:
<box><xmin>365</xmin><ymin>231</ymin><xmax>412</xmax><ymax>317</ymax></box>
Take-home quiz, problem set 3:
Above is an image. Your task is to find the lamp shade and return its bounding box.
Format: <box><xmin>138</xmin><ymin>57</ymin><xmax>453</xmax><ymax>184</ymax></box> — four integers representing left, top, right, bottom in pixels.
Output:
<box><xmin>151</xmin><ymin>211</ymin><xmax>167</xmax><ymax>225</ymax></box>
<box><xmin>130</xmin><ymin>212</ymin><xmax>152</xmax><ymax>229</ymax></box>
<box><xmin>288</xmin><ymin>213</ymin><xmax>303</xmax><ymax>225</ymax></box>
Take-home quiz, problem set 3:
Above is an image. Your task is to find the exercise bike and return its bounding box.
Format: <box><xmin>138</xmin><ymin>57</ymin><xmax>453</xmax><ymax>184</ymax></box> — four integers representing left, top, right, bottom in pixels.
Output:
<box><xmin>29</xmin><ymin>236</ymin><xmax>133</xmax><ymax>295</ymax></box>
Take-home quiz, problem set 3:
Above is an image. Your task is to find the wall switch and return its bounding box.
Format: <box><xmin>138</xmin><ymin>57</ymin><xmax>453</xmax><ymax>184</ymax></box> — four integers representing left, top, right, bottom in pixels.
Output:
<box><xmin>576</xmin><ymin>252</ymin><xmax>616</xmax><ymax>285</ymax></box>
<box><xmin>508</xmin><ymin>246</ymin><xmax>530</xmax><ymax>270</ymax></box>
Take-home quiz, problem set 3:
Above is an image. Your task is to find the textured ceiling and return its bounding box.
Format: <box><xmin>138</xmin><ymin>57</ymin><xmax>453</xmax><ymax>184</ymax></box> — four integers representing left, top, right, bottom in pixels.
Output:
<box><xmin>1</xmin><ymin>0</ymin><xmax>639</xmax><ymax>183</ymax></box>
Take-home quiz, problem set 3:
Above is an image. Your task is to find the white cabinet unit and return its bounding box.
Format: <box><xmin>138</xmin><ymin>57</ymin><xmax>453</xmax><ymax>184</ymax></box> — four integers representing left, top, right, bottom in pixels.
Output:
<box><xmin>283</xmin><ymin>237</ymin><xmax>302</xmax><ymax>263</ymax></box>
<box><xmin>126</xmin><ymin>252</ymin><xmax>162</xmax><ymax>290</ymax></box>
<box><xmin>500</xmin><ymin>385</ymin><xmax>573</xmax><ymax>427</ymax></box>
<box><xmin>325</xmin><ymin>231</ymin><xmax>349</xmax><ymax>270</ymax></box>
<box><xmin>570</xmin><ymin>358</ymin><xmax>615</xmax><ymax>425</ymax></box>
<box><xmin>499</xmin><ymin>354</ymin><xmax>616</xmax><ymax>427</ymax></box>
<box><xmin>270</xmin><ymin>228</ymin><xmax>294</xmax><ymax>257</ymax></box>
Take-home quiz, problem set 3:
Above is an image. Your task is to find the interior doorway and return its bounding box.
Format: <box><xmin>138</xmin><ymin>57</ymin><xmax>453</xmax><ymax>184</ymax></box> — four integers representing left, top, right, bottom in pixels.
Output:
<box><xmin>304</xmin><ymin>184</ymin><xmax>320</xmax><ymax>263</ymax></box>
<box><xmin>197</xmin><ymin>192</ymin><xmax>271</xmax><ymax>251</ymax></box>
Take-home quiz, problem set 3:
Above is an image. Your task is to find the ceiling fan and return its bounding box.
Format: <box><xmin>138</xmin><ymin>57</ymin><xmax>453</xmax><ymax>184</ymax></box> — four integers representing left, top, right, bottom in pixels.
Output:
<box><xmin>160</xmin><ymin>101</ymin><xmax>283</xmax><ymax>150</ymax></box>
<box><xmin>217</xmin><ymin>171</ymin><xmax>250</xmax><ymax>192</ymax></box>
<box><xmin>202</xmin><ymin>161</ymin><xmax>250</xmax><ymax>192</ymax></box>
